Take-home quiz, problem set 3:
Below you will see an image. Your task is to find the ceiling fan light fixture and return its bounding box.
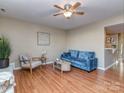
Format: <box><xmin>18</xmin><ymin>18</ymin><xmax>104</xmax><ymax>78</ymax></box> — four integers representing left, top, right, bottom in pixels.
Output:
<box><xmin>53</xmin><ymin>1</ymin><xmax>83</xmax><ymax>19</ymax></box>
<box><xmin>64</xmin><ymin>11</ymin><xmax>72</xmax><ymax>18</ymax></box>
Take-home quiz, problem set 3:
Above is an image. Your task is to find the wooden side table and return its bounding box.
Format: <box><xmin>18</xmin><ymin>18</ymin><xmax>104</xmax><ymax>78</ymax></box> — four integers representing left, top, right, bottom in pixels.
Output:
<box><xmin>32</xmin><ymin>56</ymin><xmax>47</xmax><ymax>65</ymax></box>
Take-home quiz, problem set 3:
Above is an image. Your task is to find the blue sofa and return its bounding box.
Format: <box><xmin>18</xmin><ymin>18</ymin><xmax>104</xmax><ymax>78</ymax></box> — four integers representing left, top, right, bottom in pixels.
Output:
<box><xmin>61</xmin><ymin>50</ymin><xmax>97</xmax><ymax>72</ymax></box>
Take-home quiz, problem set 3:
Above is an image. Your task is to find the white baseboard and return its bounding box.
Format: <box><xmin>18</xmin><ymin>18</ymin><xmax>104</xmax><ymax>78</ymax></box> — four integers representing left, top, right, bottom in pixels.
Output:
<box><xmin>104</xmin><ymin>62</ymin><xmax>116</xmax><ymax>71</ymax></box>
<box><xmin>98</xmin><ymin>67</ymin><xmax>105</xmax><ymax>71</ymax></box>
<box><xmin>14</xmin><ymin>61</ymin><xmax>53</xmax><ymax>70</ymax></box>
<box><xmin>98</xmin><ymin>62</ymin><xmax>116</xmax><ymax>71</ymax></box>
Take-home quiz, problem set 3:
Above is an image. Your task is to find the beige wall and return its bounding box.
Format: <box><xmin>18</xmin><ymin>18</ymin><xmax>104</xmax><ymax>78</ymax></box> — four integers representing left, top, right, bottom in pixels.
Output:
<box><xmin>0</xmin><ymin>15</ymin><xmax>123</xmax><ymax>69</ymax></box>
<box><xmin>0</xmin><ymin>17</ymin><xmax>66</xmax><ymax>67</ymax></box>
<box><xmin>67</xmin><ymin>15</ymin><xmax>124</xmax><ymax>69</ymax></box>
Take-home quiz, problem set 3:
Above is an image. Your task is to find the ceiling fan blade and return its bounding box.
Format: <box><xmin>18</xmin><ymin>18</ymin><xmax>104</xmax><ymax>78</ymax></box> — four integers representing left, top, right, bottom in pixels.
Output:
<box><xmin>74</xmin><ymin>11</ymin><xmax>84</xmax><ymax>15</ymax></box>
<box><xmin>57</xmin><ymin>0</ymin><xmax>67</xmax><ymax>9</ymax></box>
<box><xmin>70</xmin><ymin>2</ymin><xmax>81</xmax><ymax>10</ymax></box>
<box><xmin>63</xmin><ymin>0</ymin><xmax>68</xmax><ymax>4</ymax></box>
<box><xmin>53</xmin><ymin>12</ymin><xmax>63</xmax><ymax>16</ymax></box>
<box><xmin>54</xmin><ymin>5</ymin><xmax>64</xmax><ymax>10</ymax></box>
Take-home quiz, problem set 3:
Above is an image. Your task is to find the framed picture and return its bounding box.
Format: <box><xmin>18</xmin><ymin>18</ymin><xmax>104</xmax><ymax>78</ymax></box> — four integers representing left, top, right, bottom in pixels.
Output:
<box><xmin>37</xmin><ymin>32</ymin><xmax>50</xmax><ymax>46</ymax></box>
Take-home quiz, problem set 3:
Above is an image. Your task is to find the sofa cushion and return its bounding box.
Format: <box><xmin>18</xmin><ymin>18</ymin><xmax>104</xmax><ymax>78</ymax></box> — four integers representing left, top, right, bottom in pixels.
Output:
<box><xmin>72</xmin><ymin>60</ymin><xmax>82</xmax><ymax>65</ymax></box>
<box><xmin>72</xmin><ymin>61</ymin><xmax>87</xmax><ymax>68</ymax></box>
<box><xmin>69</xmin><ymin>50</ymin><xmax>79</xmax><ymax>58</ymax></box>
<box><xmin>19</xmin><ymin>55</ymin><xmax>30</xmax><ymax>64</ymax></box>
<box><xmin>78</xmin><ymin>51</ymin><xmax>95</xmax><ymax>60</ymax></box>
<box><xmin>76</xmin><ymin>58</ymin><xmax>87</xmax><ymax>62</ymax></box>
<box><xmin>78</xmin><ymin>52</ymin><xmax>88</xmax><ymax>60</ymax></box>
<box><xmin>87</xmin><ymin>52</ymin><xmax>95</xmax><ymax>58</ymax></box>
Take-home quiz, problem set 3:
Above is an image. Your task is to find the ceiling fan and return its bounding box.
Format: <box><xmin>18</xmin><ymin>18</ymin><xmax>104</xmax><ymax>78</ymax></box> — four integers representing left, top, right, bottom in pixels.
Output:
<box><xmin>53</xmin><ymin>1</ymin><xmax>84</xmax><ymax>19</ymax></box>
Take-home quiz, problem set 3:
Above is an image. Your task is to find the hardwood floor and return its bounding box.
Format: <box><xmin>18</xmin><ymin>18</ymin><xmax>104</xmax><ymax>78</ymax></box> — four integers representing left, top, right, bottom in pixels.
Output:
<box><xmin>14</xmin><ymin>63</ymin><xmax>124</xmax><ymax>93</ymax></box>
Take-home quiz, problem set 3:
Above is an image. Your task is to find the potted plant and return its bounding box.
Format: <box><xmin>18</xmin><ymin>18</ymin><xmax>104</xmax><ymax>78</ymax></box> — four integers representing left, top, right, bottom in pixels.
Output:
<box><xmin>0</xmin><ymin>36</ymin><xmax>11</xmax><ymax>68</ymax></box>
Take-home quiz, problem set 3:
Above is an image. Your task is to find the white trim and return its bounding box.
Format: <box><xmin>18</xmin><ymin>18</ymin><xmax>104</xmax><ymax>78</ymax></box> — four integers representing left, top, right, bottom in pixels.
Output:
<box><xmin>98</xmin><ymin>62</ymin><xmax>116</xmax><ymax>71</ymax></box>
<box><xmin>104</xmin><ymin>62</ymin><xmax>116</xmax><ymax>70</ymax></box>
<box><xmin>98</xmin><ymin>67</ymin><xmax>105</xmax><ymax>71</ymax></box>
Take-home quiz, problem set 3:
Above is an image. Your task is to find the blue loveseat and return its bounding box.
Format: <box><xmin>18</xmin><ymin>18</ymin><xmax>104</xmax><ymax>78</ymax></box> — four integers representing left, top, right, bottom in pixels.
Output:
<box><xmin>61</xmin><ymin>50</ymin><xmax>97</xmax><ymax>72</ymax></box>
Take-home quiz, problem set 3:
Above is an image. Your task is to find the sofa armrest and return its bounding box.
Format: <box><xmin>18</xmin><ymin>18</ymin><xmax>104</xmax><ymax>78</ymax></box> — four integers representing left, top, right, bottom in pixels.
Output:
<box><xmin>61</xmin><ymin>52</ymin><xmax>70</xmax><ymax>58</ymax></box>
<box><xmin>86</xmin><ymin>58</ymin><xmax>97</xmax><ymax>70</ymax></box>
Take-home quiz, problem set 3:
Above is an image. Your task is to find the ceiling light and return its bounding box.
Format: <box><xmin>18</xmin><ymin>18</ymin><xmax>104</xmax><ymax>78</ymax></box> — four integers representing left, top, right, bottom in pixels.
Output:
<box><xmin>64</xmin><ymin>11</ymin><xmax>72</xmax><ymax>18</ymax></box>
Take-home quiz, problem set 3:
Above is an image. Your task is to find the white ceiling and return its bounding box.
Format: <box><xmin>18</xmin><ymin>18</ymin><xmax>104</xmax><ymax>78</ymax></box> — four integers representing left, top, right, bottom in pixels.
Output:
<box><xmin>0</xmin><ymin>0</ymin><xmax>124</xmax><ymax>30</ymax></box>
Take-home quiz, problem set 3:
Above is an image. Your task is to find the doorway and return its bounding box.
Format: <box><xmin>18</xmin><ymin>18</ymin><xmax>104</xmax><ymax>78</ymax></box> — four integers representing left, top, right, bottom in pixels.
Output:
<box><xmin>104</xmin><ymin>23</ymin><xmax>124</xmax><ymax>71</ymax></box>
